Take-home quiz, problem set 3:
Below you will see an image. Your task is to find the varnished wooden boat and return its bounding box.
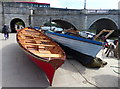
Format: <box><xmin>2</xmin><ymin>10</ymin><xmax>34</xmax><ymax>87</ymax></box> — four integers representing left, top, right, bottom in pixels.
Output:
<box><xmin>16</xmin><ymin>27</ymin><xmax>66</xmax><ymax>86</ymax></box>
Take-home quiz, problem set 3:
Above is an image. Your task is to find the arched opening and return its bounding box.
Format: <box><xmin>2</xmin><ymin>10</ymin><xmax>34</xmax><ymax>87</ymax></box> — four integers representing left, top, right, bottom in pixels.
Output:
<box><xmin>10</xmin><ymin>18</ymin><xmax>25</xmax><ymax>33</ymax></box>
<box><xmin>89</xmin><ymin>18</ymin><xmax>118</xmax><ymax>34</ymax></box>
<box><xmin>49</xmin><ymin>20</ymin><xmax>77</xmax><ymax>30</ymax></box>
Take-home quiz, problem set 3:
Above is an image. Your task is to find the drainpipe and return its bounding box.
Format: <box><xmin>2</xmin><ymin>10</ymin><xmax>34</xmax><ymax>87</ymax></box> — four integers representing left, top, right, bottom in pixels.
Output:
<box><xmin>84</xmin><ymin>15</ymin><xmax>87</xmax><ymax>30</ymax></box>
<box><xmin>29</xmin><ymin>8</ymin><xmax>34</xmax><ymax>27</ymax></box>
<box><xmin>50</xmin><ymin>17</ymin><xmax>52</xmax><ymax>30</ymax></box>
<box><xmin>83</xmin><ymin>0</ymin><xmax>87</xmax><ymax>30</ymax></box>
<box><xmin>2</xmin><ymin>2</ymin><xmax>5</xmax><ymax>26</ymax></box>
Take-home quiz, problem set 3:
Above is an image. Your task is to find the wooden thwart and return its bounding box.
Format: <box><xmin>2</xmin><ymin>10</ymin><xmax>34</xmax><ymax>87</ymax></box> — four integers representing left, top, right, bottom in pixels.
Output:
<box><xmin>28</xmin><ymin>49</ymin><xmax>61</xmax><ymax>57</ymax></box>
<box><xmin>35</xmin><ymin>39</ymin><xmax>51</xmax><ymax>42</ymax></box>
<box><xmin>36</xmin><ymin>53</ymin><xmax>61</xmax><ymax>58</ymax></box>
<box><xmin>18</xmin><ymin>39</ymin><xmax>51</xmax><ymax>43</ymax></box>
<box><xmin>22</xmin><ymin>43</ymin><xmax>55</xmax><ymax>47</ymax></box>
<box><xmin>39</xmin><ymin>50</ymin><xmax>51</xmax><ymax>54</ymax></box>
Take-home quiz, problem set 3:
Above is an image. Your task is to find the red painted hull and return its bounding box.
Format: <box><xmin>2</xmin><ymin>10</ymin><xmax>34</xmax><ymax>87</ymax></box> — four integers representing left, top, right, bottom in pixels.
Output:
<box><xmin>27</xmin><ymin>55</ymin><xmax>55</xmax><ymax>86</ymax></box>
<box><xmin>24</xmin><ymin>49</ymin><xmax>65</xmax><ymax>86</ymax></box>
<box><xmin>24</xmin><ymin>50</ymin><xmax>64</xmax><ymax>86</ymax></box>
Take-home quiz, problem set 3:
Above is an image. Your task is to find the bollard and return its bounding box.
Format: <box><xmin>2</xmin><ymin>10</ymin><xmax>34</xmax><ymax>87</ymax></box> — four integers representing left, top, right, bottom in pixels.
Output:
<box><xmin>118</xmin><ymin>36</ymin><xmax>120</xmax><ymax>59</ymax></box>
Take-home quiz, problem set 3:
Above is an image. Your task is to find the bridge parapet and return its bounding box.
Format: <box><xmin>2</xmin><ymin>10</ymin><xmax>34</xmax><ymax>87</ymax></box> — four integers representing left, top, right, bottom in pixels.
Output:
<box><xmin>2</xmin><ymin>2</ymin><xmax>120</xmax><ymax>15</ymax></box>
<box><xmin>82</xmin><ymin>9</ymin><xmax>120</xmax><ymax>15</ymax></box>
<box><xmin>35</xmin><ymin>8</ymin><xmax>82</xmax><ymax>16</ymax></box>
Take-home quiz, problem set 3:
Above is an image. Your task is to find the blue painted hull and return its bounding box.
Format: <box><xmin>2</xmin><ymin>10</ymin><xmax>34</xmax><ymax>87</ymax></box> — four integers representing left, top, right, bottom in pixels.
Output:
<box><xmin>46</xmin><ymin>31</ymin><xmax>103</xmax><ymax>58</ymax></box>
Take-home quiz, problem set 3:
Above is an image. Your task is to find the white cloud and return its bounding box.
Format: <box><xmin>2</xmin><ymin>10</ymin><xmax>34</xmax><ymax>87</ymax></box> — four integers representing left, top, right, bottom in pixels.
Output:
<box><xmin>86</xmin><ymin>0</ymin><xmax>119</xmax><ymax>9</ymax></box>
<box><xmin>36</xmin><ymin>0</ymin><xmax>120</xmax><ymax>9</ymax></box>
<box><xmin>35</xmin><ymin>0</ymin><xmax>50</xmax><ymax>3</ymax></box>
<box><xmin>50</xmin><ymin>0</ymin><xmax>63</xmax><ymax>8</ymax></box>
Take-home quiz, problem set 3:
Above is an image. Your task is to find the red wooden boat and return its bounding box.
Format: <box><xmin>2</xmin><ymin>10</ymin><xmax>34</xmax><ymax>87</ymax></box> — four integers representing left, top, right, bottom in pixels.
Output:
<box><xmin>16</xmin><ymin>27</ymin><xmax>66</xmax><ymax>86</ymax></box>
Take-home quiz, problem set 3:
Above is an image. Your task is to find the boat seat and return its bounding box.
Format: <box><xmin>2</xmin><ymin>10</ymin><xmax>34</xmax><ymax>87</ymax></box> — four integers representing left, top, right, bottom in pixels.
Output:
<box><xmin>29</xmin><ymin>49</ymin><xmax>61</xmax><ymax>58</ymax></box>
<box><xmin>38</xmin><ymin>46</ymin><xmax>45</xmax><ymax>49</ymax></box>
<box><xmin>21</xmin><ymin>43</ymin><xmax>55</xmax><ymax>47</ymax></box>
<box><xmin>29</xmin><ymin>50</ymin><xmax>61</xmax><ymax>57</ymax></box>
<box><xmin>39</xmin><ymin>36</ymin><xmax>47</xmax><ymax>38</ymax></box>
<box><xmin>35</xmin><ymin>39</ymin><xmax>51</xmax><ymax>42</ymax></box>
<box><xmin>35</xmin><ymin>53</ymin><xmax>62</xmax><ymax>58</ymax></box>
<box><xmin>20</xmin><ymin>41</ymin><xmax>36</xmax><ymax>45</ymax></box>
<box><xmin>40</xmin><ymin>44</ymin><xmax>55</xmax><ymax>47</ymax></box>
<box><xmin>39</xmin><ymin>50</ymin><xmax>51</xmax><ymax>54</ymax></box>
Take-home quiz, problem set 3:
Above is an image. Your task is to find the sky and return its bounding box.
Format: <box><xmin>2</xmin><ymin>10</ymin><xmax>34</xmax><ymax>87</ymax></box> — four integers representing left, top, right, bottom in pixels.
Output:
<box><xmin>36</xmin><ymin>0</ymin><xmax>120</xmax><ymax>9</ymax></box>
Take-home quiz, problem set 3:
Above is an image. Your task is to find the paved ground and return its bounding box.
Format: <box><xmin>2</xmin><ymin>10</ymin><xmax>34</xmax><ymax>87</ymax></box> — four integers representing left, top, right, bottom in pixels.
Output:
<box><xmin>0</xmin><ymin>33</ymin><xmax>119</xmax><ymax>88</ymax></box>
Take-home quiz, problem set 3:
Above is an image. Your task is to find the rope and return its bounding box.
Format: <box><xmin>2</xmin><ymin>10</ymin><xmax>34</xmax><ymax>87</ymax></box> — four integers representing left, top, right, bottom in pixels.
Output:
<box><xmin>68</xmin><ymin>60</ymin><xmax>100</xmax><ymax>89</ymax></box>
<box><xmin>113</xmin><ymin>70</ymin><xmax>120</xmax><ymax>74</ymax></box>
<box><xmin>110</xmin><ymin>66</ymin><xmax>120</xmax><ymax>74</ymax></box>
<box><xmin>110</xmin><ymin>66</ymin><xmax>120</xmax><ymax>68</ymax></box>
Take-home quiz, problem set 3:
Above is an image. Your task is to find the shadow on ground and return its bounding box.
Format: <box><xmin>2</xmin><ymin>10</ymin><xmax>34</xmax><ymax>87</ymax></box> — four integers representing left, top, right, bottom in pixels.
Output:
<box><xmin>2</xmin><ymin>43</ymin><xmax>49</xmax><ymax>87</ymax></box>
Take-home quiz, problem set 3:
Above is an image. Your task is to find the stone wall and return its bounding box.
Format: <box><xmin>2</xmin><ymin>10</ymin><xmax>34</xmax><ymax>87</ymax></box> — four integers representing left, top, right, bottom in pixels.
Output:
<box><xmin>0</xmin><ymin>2</ymin><xmax>120</xmax><ymax>33</ymax></box>
<box><xmin>0</xmin><ymin>2</ymin><xmax>3</xmax><ymax>32</ymax></box>
<box><xmin>32</xmin><ymin>8</ymin><xmax>83</xmax><ymax>30</ymax></box>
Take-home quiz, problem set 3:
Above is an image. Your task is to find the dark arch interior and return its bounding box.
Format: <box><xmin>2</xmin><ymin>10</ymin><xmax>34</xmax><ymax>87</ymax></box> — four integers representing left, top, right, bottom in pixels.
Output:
<box><xmin>52</xmin><ymin>20</ymin><xmax>77</xmax><ymax>30</ymax></box>
<box><xmin>10</xmin><ymin>18</ymin><xmax>25</xmax><ymax>33</ymax></box>
<box><xmin>89</xmin><ymin>19</ymin><xmax>118</xmax><ymax>34</ymax></box>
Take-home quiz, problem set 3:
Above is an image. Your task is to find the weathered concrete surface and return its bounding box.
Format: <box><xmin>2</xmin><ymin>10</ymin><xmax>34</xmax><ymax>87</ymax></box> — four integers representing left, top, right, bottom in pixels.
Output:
<box><xmin>0</xmin><ymin>33</ymin><xmax>119</xmax><ymax>87</ymax></box>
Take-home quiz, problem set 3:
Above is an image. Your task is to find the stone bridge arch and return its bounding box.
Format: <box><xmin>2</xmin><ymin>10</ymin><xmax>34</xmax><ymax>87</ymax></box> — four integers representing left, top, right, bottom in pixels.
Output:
<box><xmin>88</xmin><ymin>17</ymin><xmax>119</xmax><ymax>33</ymax></box>
<box><xmin>52</xmin><ymin>19</ymin><xmax>77</xmax><ymax>30</ymax></box>
<box><xmin>10</xmin><ymin>18</ymin><xmax>25</xmax><ymax>33</ymax></box>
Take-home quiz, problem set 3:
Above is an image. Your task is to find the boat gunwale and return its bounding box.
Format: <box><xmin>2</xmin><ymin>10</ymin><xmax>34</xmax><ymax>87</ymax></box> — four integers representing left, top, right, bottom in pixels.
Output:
<box><xmin>46</xmin><ymin>31</ymin><xmax>104</xmax><ymax>46</ymax></box>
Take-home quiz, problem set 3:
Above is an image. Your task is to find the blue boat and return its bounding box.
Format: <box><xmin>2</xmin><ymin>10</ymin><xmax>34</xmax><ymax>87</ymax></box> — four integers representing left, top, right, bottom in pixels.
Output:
<box><xmin>45</xmin><ymin>31</ymin><xmax>104</xmax><ymax>66</ymax></box>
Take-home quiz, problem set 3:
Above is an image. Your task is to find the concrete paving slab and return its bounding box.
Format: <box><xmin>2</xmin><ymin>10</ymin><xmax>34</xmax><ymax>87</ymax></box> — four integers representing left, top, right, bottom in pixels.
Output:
<box><xmin>0</xmin><ymin>33</ymin><xmax>119</xmax><ymax>88</ymax></box>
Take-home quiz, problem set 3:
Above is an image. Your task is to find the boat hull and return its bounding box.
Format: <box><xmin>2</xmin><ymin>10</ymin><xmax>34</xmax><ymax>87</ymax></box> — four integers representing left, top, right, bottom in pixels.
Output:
<box><xmin>16</xmin><ymin>27</ymin><xmax>66</xmax><ymax>86</ymax></box>
<box><xmin>27</xmin><ymin>54</ymin><xmax>55</xmax><ymax>86</ymax></box>
<box><xmin>21</xmin><ymin>46</ymin><xmax>64</xmax><ymax>86</ymax></box>
<box><xmin>46</xmin><ymin>32</ymin><xmax>103</xmax><ymax>58</ymax></box>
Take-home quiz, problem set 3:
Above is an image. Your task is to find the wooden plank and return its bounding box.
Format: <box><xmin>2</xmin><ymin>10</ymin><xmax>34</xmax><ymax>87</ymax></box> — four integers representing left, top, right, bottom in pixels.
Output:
<box><xmin>94</xmin><ymin>30</ymin><xmax>104</xmax><ymax>39</ymax></box>
<box><xmin>105</xmin><ymin>30</ymin><xmax>114</xmax><ymax>38</ymax></box>
<box><xmin>39</xmin><ymin>50</ymin><xmax>51</xmax><ymax>54</ymax></box>
<box><xmin>19</xmin><ymin>39</ymin><xmax>50</xmax><ymax>42</ymax></box>
<box><xmin>21</xmin><ymin>43</ymin><xmax>40</xmax><ymax>46</ymax></box>
<box><xmin>28</xmin><ymin>49</ymin><xmax>61</xmax><ymax>57</ymax></box>
<box><xmin>35</xmin><ymin>53</ymin><xmax>61</xmax><ymax>58</ymax></box>
<box><xmin>21</xmin><ymin>43</ymin><xmax>55</xmax><ymax>46</ymax></box>
<box><xmin>39</xmin><ymin>36</ymin><xmax>47</xmax><ymax>38</ymax></box>
<box><xmin>35</xmin><ymin>39</ymin><xmax>51</xmax><ymax>42</ymax></box>
<box><xmin>94</xmin><ymin>29</ymin><xmax>114</xmax><ymax>40</ymax></box>
<box><xmin>28</xmin><ymin>49</ymin><xmax>61</xmax><ymax>58</ymax></box>
<box><xmin>38</xmin><ymin>46</ymin><xmax>45</xmax><ymax>49</ymax></box>
<box><xmin>40</xmin><ymin>44</ymin><xmax>55</xmax><ymax>47</ymax></box>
